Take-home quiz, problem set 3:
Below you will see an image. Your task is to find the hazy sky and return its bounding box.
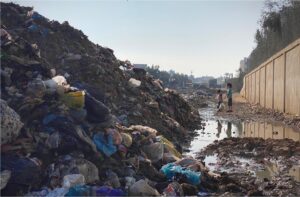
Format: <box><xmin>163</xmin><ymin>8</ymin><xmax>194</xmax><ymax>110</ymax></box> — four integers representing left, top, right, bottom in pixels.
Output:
<box><xmin>7</xmin><ymin>0</ymin><xmax>265</xmax><ymax>77</ymax></box>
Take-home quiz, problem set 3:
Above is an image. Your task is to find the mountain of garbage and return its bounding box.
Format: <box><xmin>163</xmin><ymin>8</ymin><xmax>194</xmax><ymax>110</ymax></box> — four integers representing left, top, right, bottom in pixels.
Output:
<box><xmin>1</xmin><ymin>3</ymin><xmax>250</xmax><ymax>196</ymax></box>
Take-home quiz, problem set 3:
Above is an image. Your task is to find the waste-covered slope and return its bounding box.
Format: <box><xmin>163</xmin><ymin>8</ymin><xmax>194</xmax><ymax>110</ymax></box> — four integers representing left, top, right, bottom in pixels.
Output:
<box><xmin>1</xmin><ymin>2</ymin><xmax>200</xmax><ymax>142</ymax></box>
<box><xmin>0</xmin><ymin>3</ymin><xmax>218</xmax><ymax>197</ymax></box>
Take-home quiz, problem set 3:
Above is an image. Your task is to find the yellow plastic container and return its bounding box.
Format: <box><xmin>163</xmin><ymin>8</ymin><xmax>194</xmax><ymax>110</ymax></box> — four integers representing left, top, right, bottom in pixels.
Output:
<box><xmin>61</xmin><ymin>91</ymin><xmax>85</xmax><ymax>109</ymax></box>
<box><xmin>158</xmin><ymin>136</ymin><xmax>182</xmax><ymax>158</ymax></box>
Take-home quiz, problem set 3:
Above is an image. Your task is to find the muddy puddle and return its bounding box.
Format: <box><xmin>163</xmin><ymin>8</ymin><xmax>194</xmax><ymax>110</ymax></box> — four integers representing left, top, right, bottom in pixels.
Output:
<box><xmin>204</xmin><ymin>154</ymin><xmax>300</xmax><ymax>183</ymax></box>
<box><xmin>185</xmin><ymin>101</ymin><xmax>300</xmax><ymax>184</ymax></box>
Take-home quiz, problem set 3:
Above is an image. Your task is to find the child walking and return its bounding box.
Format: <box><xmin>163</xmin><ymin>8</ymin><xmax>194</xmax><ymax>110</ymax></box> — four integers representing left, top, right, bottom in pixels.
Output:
<box><xmin>217</xmin><ymin>89</ymin><xmax>223</xmax><ymax>109</ymax></box>
<box><xmin>226</xmin><ymin>83</ymin><xmax>233</xmax><ymax>112</ymax></box>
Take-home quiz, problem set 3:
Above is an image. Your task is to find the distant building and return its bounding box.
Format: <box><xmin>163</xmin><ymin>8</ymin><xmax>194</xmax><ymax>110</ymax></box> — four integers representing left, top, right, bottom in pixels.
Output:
<box><xmin>185</xmin><ymin>79</ymin><xmax>193</xmax><ymax>88</ymax></box>
<box><xmin>192</xmin><ymin>76</ymin><xmax>214</xmax><ymax>87</ymax></box>
<box><xmin>208</xmin><ymin>79</ymin><xmax>217</xmax><ymax>88</ymax></box>
<box><xmin>133</xmin><ymin>64</ymin><xmax>147</xmax><ymax>69</ymax></box>
<box><xmin>216</xmin><ymin>76</ymin><xmax>225</xmax><ymax>86</ymax></box>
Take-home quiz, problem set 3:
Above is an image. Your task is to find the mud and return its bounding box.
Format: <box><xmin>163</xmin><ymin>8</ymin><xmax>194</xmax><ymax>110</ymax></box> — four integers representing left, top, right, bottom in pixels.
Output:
<box><xmin>197</xmin><ymin>138</ymin><xmax>300</xmax><ymax>196</ymax></box>
<box><xmin>184</xmin><ymin>93</ymin><xmax>300</xmax><ymax>196</ymax></box>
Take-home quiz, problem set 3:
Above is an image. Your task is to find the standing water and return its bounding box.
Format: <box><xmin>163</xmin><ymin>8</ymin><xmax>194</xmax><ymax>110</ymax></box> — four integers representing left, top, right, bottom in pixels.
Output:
<box><xmin>184</xmin><ymin>101</ymin><xmax>300</xmax><ymax>182</ymax></box>
<box><xmin>185</xmin><ymin>101</ymin><xmax>300</xmax><ymax>156</ymax></box>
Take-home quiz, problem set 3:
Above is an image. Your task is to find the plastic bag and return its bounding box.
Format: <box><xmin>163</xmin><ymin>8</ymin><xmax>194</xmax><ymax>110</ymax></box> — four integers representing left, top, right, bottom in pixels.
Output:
<box><xmin>46</xmin><ymin>131</ymin><xmax>60</xmax><ymax>149</ymax></box>
<box><xmin>46</xmin><ymin>188</ymin><xmax>69</xmax><ymax>197</ymax></box>
<box><xmin>163</xmin><ymin>182</ymin><xmax>184</xmax><ymax>197</ymax></box>
<box><xmin>106</xmin><ymin>169</ymin><xmax>120</xmax><ymax>188</ymax></box>
<box><xmin>0</xmin><ymin>170</ymin><xmax>11</xmax><ymax>190</ymax></box>
<box><xmin>106</xmin><ymin>128</ymin><xmax>122</xmax><ymax>145</ymax></box>
<box><xmin>62</xmin><ymin>174</ymin><xmax>85</xmax><ymax>188</ymax></box>
<box><xmin>160</xmin><ymin>163</ymin><xmax>201</xmax><ymax>185</ymax></box>
<box><xmin>74</xmin><ymin>159</ymin><xmax>99</xmax><ymax>184</ymax></box>
<box><xmin>129</xmin><ymin>125</ymin><xmax>158</xmax><ymax>136</ymax></box>
<box><xmin>142</xmin><ymin>142</ymin><xmax>164</xmax><ymax>162</ymax></box>
<box><xmin>120</xmin><ymin>133</ymin><xmax>132</xmax><ymax>147</ymax></box>
<box><xmin>129</xmin><ymin>179</ymin><xmax>160</xmax><ymax>196</ymax></box>
<box><xmin>157</xmin><ymin>136</ymin><xmax>182</xmax><ymax>158</ymax></box>
<box><xmin>75</xmin><ymin>126</ymin><xmax>97</xmax><ymax>152</ymax></box>
<box><xmin>44</xmin><ymin>75</ymin><xmax>68</xmax><ymax>94</ymax></box>
<box><xmin>93</xmin><ymin>132</ymin><xmax>117</xmax><ymax>157</ymax></box>
<box><xmin>94</xmin><ymin>186</ymin><xmax>124</xmax><ymax>196</ymax></box>
<box><xmin>128</xmin><ymin>78</ymin><xmax>141</xmax><ymax>88</ymax></box>
<box><xmin>48</xmin><ymin>156</ymin><xmax>99</xmax><ymax>185</ymax></box>
<box><xmin>65</xmin><ymin>185</ymin><xmax>90</xmax><ymax>196</ymax></box>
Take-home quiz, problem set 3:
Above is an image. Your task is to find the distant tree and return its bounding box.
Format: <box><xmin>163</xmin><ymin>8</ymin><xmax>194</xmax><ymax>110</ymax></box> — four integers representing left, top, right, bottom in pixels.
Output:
<box><xmin>145</xmin><ymin>65</ymin><xmax>190</xmax><ymax>89</ymax></box>
<box><xmin>246</xmin><ymin>0</ymin><xmax>300</xmax><ymax>73</ymax></box>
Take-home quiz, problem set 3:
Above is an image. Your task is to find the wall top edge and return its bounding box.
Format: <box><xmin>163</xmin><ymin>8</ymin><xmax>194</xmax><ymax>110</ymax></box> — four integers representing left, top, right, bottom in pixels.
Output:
<box><xmin>245</xmin><ymin>38</ymin><xmax>300</xmax><ymax>78</ymax></box>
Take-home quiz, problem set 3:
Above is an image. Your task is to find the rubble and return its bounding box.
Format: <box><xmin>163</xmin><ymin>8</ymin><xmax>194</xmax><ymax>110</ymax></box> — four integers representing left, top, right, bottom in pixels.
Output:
<box><xmin>197</xmin><ymin>138</ymin><xmax>300</xmax><ymax>196</ymax></box>
<box><xmin>0</xmin><ymin>2</ymin><xmax>228</xmax><ymax>196</ymax></box>
<box><xmin>0</xmin><ymin>99</ymin><xmax>24</xmax><ymax>144</ymax></box>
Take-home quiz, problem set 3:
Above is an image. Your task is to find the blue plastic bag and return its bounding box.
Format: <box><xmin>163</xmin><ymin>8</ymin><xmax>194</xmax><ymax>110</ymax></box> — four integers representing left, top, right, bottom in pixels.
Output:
<box><xmin>65</xmin><ymin>185</ymin><xmax>90</xmax><ymax>196</ymax></box>
<box><xmin>31</xmin><ymin>12</ymin><xmax>44</xmax><ymax>20</ymax></box>
<box><xmin>161</xmin><ymin>163</ymin><xmax>201</xmax><ymax>185</ymax></box>
<box><xmin>42</xmin><ymin>114</ymin><xmax>65</xmax><ymax>125</ymax></box>
<box><xmin>28</xmin><ymin>24</ymin><xmax>39</xmax><ymax>32</ymax></box>
<box><xmin>93</xmin><ymin>132</ymin><xmax>117</xmax><ymax>157</ymax></box>
<box><xmin>95</xmin><ymin>186</ymin><xmax>124</xmax><ymax>196</ymax></box>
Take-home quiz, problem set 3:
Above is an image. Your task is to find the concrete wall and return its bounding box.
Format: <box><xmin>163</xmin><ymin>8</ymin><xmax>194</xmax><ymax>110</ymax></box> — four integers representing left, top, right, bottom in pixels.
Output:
<box><xmin>259</xmin><ymin>67</ymin><xmax>266</xmax><ymax>107</ymax></box>
<box><xmin>241</xmin><ymin>38</ymin><xmax>300</xmax><ymax>115</ymax></box>
<box><xmin>274</xmin><ymin>55</ymin><xmax>285</xmax><ymax>112</ymax></box>
<box><xmin>255</xmin><ymin>71</ymin><xmax>260</xmax><ymax>104</ymax></box>
<box><xmin>265</xmin><ymin>62</ymin><xmax>273</xmax><ymax>109</ymax></box>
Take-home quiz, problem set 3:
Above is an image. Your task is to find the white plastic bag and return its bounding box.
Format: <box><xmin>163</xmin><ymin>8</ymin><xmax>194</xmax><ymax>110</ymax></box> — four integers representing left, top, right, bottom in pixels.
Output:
<box><xmin>62</xmin><ymin>174</ymin><xmax>85</xmax><ymax>188</ymax></box>
<box><xmin>128</xmin><ymin>78</ymin><xmax>141</xmax><ymax>88</ymax></box>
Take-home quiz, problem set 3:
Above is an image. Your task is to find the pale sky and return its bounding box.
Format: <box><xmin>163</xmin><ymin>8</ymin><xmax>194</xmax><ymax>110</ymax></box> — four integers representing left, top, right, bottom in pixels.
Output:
<box><xmin>6</xmin><ymin>0</ymin><xmax>265</xmax><ymax>77</ymax></box>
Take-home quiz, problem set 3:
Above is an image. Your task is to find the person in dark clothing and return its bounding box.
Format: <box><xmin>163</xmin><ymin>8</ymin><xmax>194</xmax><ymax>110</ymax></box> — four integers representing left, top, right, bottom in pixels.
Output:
<box><xmin>226</xmin><ymin>122</ymin><xmax>232</xmax><ymax>138</ymax></box>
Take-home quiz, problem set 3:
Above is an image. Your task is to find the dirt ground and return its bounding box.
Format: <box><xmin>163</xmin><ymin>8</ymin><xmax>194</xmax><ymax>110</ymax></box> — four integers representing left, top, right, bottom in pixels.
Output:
<box><xmin>216</xmin><ymin>93</ymin><xmax>300</xmax><ymax>131</ymax></box>
<box><xmin>197</xmin><ymin>137</ymin><xmax>300</xmax><ymax>196</ymax></box>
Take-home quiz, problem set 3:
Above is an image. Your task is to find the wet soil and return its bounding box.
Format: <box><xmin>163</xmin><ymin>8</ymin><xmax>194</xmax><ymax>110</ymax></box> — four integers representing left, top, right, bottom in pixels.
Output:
<box><xmin>184</xmin><ymin>97</ymin><xmax>300</xmax><ymax>196</ymax></box>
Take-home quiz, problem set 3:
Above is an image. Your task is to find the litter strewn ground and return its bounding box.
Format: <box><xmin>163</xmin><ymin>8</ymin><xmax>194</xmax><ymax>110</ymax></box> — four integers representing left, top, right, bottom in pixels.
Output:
<box><xmin>1</xmin><ymin>3</ymin><xmax>220</xmax><ymax>196</ymax></box>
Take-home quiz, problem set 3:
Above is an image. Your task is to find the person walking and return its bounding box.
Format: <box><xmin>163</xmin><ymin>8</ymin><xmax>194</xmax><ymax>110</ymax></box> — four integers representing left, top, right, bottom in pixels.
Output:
<box><xmin>216</xmin><ymin>89</ymin><xmax>223</xmax><ymax>109</ymax></box>
<box><xmin>226</xmin><ymin>83</ymin><xmax>233</xmax><ymax>112</ymax></box>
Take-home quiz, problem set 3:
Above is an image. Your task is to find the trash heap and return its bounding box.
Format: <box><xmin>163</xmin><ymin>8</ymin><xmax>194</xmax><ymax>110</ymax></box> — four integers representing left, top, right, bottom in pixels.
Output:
<box><xmin>0</xmin><ymin>2</ymin><xmax>233</xmax><ymax>196</ymax></box>
<box><xmin>1</xmin><ymin>2</ymin><xmax>201</xmax><ymax>144</ymax></box>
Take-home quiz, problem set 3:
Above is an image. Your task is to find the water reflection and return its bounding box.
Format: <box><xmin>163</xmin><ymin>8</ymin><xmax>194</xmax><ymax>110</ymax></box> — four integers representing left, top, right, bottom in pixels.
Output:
<box><xmin>186</xmin><ymin>120</ymin><xmax>241</xmax><ymax>156</ymax></box>
<box><xmin>243</xmin><ymin>121</ymin><xmax>300</xmax><ymax>142</ymax></box>
<box><xmin>216</xmin><ymin>120</ymin><xmax>222</xmax><ymax>138</ymax></box>
<box><xmin>187</xmin><ymin>119</ymin><xmax>299</xmax><ymax>157</ymax></box>
<box><xmin>226</xmin><ymin>122</ymin><xmax>232</xmax><ymax>138</ymax></box>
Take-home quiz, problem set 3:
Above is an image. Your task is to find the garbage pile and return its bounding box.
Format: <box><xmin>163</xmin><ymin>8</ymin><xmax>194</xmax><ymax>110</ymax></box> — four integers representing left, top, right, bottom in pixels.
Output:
<box><xmin>0</xmin><ymin>2</ymin><xmax>239</xmax><ymax>196</ymax></box>
<box><xmin>1</xmin><ymin>2</ymin><xmax>201</xmax><ymax>143</ymax></box>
